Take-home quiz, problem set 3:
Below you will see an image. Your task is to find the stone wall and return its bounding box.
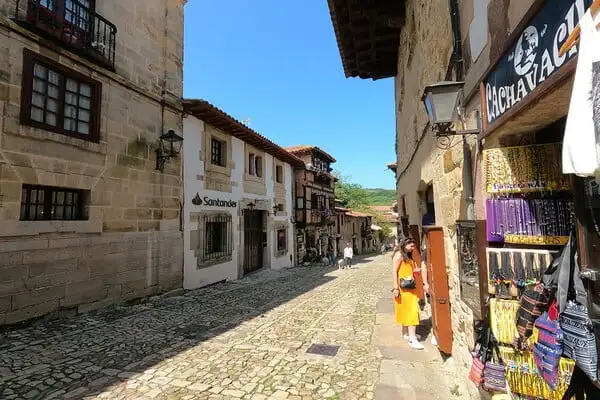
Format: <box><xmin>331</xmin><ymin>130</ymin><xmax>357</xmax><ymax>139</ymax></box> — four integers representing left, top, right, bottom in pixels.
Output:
<box><xmin>393</xmin><ymin>0</ymin><xmax>480</xmax><ymax>397</ymax></box>
<box><xmin>0</xmin><ymin>0</ymin><xmax>185</xmax><ymax>325</ymax></box>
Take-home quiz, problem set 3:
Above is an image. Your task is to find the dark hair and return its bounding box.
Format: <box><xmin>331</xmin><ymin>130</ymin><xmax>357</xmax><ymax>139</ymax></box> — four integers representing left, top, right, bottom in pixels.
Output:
<box><xmin>392</xmin><ymin>237</ymin><xmax>416</xmax><ymax>261</ymax></box>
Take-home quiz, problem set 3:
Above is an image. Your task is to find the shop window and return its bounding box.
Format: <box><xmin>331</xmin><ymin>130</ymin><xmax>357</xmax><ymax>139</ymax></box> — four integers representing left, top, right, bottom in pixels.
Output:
<box><xmin>211</xmin><ymin>138</ymin><xmax>226</xmax><ymax>167</ymax></box>
<box><xmin>277</xmin><ymin>228</ymin><xmax>287</xmax><ymax>252</ymax></box>
<box><xmin>201</xmin><ymin>214</ymin><xmax>232</xmax><ymax>263</ymax></box>
<box><xmin>21</xmin><ymin>50</ymin><xmax>101</xmax><ymax>142</ymax></box>
<box><xmin>255</xmin><ymin>156</ymin><xmax>263</xmax><ymax>177</ymax></box>
<box><xmin>20</xmin><ymin>184</ymin><xmax>88</xmax><ymax>221</ymax></box>
<box><xmin>275</xmin><ymin>165</ymin><xmax>283</xmax><ymax>183</ymax></box>
<box><xmin>248</xmin><ymin>153</ymin><xmax>255</xmax><ymax>175</ymax></box>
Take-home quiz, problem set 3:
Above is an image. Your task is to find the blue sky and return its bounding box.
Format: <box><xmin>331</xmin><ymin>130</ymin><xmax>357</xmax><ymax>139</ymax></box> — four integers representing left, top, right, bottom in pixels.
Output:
<box><xmin>183</xmin><ymin>1</ymin><xmax>396</xmax><ymax>190</ymax></box>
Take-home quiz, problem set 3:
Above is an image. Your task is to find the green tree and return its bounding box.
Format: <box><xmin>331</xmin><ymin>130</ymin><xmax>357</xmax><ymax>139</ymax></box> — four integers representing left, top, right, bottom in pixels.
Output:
<box><xmin>332</xmin><ymin>171</ymin><xmax>369</xmax><ymax>208</ymax></box>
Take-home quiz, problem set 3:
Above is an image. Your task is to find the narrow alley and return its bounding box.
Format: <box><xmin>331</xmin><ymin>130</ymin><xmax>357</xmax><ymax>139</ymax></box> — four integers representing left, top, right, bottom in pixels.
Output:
<box><xmin>0</xmin><ymin>255</ymin><xmax>462</xmax><ymax>400</ymax></box>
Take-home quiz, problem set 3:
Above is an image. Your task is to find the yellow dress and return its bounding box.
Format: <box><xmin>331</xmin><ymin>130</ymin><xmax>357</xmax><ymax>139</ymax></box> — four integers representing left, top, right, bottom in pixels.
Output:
<box><xmin>394</xmin><ymin>259</ymin><xmax>420</xmax><ymax>326</ymax></box>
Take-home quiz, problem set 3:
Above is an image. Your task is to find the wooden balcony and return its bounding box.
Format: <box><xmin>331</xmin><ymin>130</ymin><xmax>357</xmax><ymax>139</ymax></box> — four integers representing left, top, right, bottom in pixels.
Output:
<box><xmin>14</xmin><ymin>0</ymin><xmax>117</xmax><ymax>70</ymax></box>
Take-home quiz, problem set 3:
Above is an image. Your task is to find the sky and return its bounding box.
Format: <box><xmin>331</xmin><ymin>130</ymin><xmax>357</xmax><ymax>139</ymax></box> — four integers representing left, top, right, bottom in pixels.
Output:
<box><xmin>183</xmin><ymin>1</ymin><xmax>397</xmax><ymax>190</ymax></box>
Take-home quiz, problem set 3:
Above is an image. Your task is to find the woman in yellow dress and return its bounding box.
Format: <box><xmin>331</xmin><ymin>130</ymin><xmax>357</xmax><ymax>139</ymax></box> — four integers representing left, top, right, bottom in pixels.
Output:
<box><xmin>392</xmin><ymin>237</ymin><xmax>425</xmax><ymax>350</ymax></box>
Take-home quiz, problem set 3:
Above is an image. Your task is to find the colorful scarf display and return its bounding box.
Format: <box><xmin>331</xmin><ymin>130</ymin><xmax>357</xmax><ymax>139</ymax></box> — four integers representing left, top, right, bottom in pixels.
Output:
<box><xmin>484</xmin><ymin>143</ymin><xmax>571</xmax><ymax>193</ymax></box>
<box><xmin>486</xmin><ymin>198</ymin><xmax>574</xmax><ymax>244</ymax></box>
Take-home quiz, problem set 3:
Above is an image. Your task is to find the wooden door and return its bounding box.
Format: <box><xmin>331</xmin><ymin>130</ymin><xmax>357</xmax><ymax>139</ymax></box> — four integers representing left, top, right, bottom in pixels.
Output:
<box><xmin>426</xmin><ymin>226</ymin><xmax>453</xmax><ymax>355</ymax></box>
<box><xmin>243</xmin><ymin>210</ymin><xmax>263</xmax><ymax>274</ymax></box>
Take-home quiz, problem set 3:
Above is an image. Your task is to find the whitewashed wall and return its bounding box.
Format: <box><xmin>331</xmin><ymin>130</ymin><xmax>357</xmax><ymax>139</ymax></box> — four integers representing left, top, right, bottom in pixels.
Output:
<box><xmin>183</xmin><ymin>116</ymin><xmax>294</xmax><ymax>290</ymax></box>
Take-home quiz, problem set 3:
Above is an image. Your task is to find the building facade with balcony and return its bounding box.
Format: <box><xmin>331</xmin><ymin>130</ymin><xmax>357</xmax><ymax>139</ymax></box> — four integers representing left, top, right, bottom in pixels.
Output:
<box><xmin>0</xmin><ymin>0</ymin><xmax>185</xmax><ymax>325</ymax></box>
<box><xmin>182</xmin><ymin>100</ymin><xmax>303</xmax><ymax>289</ymax></box>
<box><xmin>285</xmin><ymin>145</ymin><xmax>336</xmax><ymax>264</ymax></box>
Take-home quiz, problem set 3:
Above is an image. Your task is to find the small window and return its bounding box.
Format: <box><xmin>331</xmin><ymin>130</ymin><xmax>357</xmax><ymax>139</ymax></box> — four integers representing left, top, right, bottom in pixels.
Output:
<box><xmin>202</xmin><ymin>214</ymin><xmax>232</xmax><ymax>262</ymax></box>
<box><xmin>275</xmin><ymin>165</ymin><xmax>283</xmax><ymax>183</ymax></box>
<box><xmin>211</xmin><ymin>138</ymin><xmax>226</xmax><ymax>167</ymax></box>
<box><xmin>277</xmin><ymin>228</ymin><xmax>287</xmax><ymax>252</ymax></box>
<box><xmin>248</xmin><ymin>153</ymin><xmax>255</xmax><ymax>175</ymax></box>
<box><xmin>296</xmin><ymin>197</ymin><xmax>304</xmax><ymax>208</ymax></box>
<box><xmin>21</xmin><ymin>51</ymin><xmax>101</xmax><ymax>142</ymax></box>
<box><xmin>255</xmin><ymin>156</ymin><xmax>263</xmax><ymax>178</ymax></box>
<box><xmin>277</xmin><ymin>203</ymin><xmax>284</xmax><ymax>212</ymax></box>
<box><xmin>20</xmin><ymin>184</ymin><xmax>87</xmax><ymax>221</ymax></box>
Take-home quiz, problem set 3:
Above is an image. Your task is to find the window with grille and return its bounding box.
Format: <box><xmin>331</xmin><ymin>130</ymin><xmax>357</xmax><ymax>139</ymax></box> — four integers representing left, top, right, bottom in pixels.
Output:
<box><xmin>277</xmin><ymin>228</ymin><xmax>287</xmax><ymax>252</ymax></box>
<box><xmin>201</xmin><ymin>214</ymin><xmax>232</xmax><ymax>263</ymax></box>
<box><xmin>20</xmin><ymin>50</ymin><xmax>100</xmax><ymax>142</ymax></box>
<box><xmin>20</xmin><ymin>185</ymin><xmax>88</xmax><ymax>221</ymax></box>
<box><xmin>211</xmin><ymin>138</ymin><xmax>226</xmax><ymax>166</ymax></box>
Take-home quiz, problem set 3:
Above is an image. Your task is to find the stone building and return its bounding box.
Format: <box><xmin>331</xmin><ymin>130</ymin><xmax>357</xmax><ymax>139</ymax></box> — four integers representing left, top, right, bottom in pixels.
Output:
<box><xmin>0</xmin><ymin>0</ymin><xmax>185</xmax><ymax>325</ymax></box>
<box><xmin>327</xmin><ymin>0</ymin><xmax>568</xmax><ymax>396</ymax></box>
<box><xmin>285</xmin><ymin>145</ymin><xmax>336</xmax><ymax>263</ymax></box>
<box><xmin>181</xmin><ymin>100</ymin><xmax>304</xmax><ymax>289</ymax></box>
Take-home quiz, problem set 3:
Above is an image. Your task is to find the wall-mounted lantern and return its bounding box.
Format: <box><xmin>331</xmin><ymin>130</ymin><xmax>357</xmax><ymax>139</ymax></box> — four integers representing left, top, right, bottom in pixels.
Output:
<box><xmin>421</xmin><ymin>81</ymin><xmax>480</xmax><ymax>138</ymax></box>
<box><xmin>156</xmin><ymin>129</ymin><xmax>184</xmax><ymax>172</ymax></box>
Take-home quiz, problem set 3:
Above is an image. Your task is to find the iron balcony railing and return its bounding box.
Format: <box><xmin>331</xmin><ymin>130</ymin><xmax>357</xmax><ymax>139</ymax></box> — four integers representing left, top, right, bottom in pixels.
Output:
<box><xmin>14</xmin><ymin>0</ymin><xmax>117</xmax><ymax>69</ymax></box>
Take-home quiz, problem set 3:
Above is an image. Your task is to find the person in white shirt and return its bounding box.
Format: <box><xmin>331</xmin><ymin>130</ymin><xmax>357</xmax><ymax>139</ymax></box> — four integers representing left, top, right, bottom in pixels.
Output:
<box><xmin>343</xmin><ymin>243</ymin><xmax>353</xmax><ymax>268</ymax></box>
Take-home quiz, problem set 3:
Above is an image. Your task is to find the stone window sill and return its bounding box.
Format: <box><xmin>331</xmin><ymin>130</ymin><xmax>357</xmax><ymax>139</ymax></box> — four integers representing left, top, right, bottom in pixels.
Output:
<box><xmin>197</xmin><ymin>255</ymin><xmax>233</xmax><ymax>269</ymax></box>
<box><xmin>0</xmin><ymin>220</ymin><xmax>103</xmax><ymax>237</ymax></box>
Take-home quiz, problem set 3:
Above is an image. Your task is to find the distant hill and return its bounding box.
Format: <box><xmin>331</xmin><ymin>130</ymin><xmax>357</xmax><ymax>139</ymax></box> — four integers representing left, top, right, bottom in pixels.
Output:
<box><xmin>364</xmin><ymin>188</ymin><xmax>396</xmax><ymax>206</ymax></box>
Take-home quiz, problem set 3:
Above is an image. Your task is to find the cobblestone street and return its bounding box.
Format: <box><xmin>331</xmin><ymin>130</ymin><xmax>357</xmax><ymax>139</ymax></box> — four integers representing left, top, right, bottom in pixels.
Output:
<box><xmin>0</xmin><ymin>255</ymin><xmax>465</xmax><ymax>400</ymax></box>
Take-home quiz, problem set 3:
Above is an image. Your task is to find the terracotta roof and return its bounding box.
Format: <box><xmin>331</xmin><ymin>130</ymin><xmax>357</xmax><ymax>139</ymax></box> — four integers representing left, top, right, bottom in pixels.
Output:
<box><xmin>183</xmin><ymin>99</ymin><xmax>305</xmax><ymax>168</ymax></box>
<box><xmin>284</xmin><ymin>145</ymin><xmax>336</xmax><ymax>163</ymax></box>
<box><xmin>346</xmin><ymin>211</ymin><xmax>371</xmax><ymax>218</ymax></box>
<box><xmin>334</xmin><ymin>206</ymin><xmax>349</xmax><ymax>212</ymax></box>
<box><xmin>369</xmin><ymin>205</ymin><xmax>393</xmax><ymax>213</ymax></box>
<box><xmin>327</xmin><ymin>0</ymin><xmax>405</xmax><ymax>80</ymax></box>
<box><xmin>387</xmin><ymin>163</ymin><xmax>397</xmax><ymax>173</ymax></box>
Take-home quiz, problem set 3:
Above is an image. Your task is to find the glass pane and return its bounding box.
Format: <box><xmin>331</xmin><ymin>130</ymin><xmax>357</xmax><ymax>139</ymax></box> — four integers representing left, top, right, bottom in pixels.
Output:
<box><xmin>47</xmin><ymin>84</ymin><xmax>59</xmax><ymax>99</ymax></box>
<box><xmin>48</xmin><ymin>70</ymin><xmax>59</xmax><ymax>85</ymax></box>
<box><xmin>45</xmin><ymin>112</ymin><xmax>57</xmax><ymax>126</ymax></box>
<box><xmin>79</xmin><ymin>110</ymin><xmax>90</xmax><ymax>122</ymax></box>
<box><xmin>64</xmin><ymin>105</ymin><xmax>77</xmax><ymax>118</ymax></box>
<box><xmin>77</xmin><ymin>122</ymin><xmax>89</xmax><ymax>134</ymax></box>
<box><xmin>20</xmin><ymin>203</ymin><xmax>26</xmax><ymax>220</ymax></box>
<box><xmin>66</xmin><ymin>79</ymin><xmax>78</xmax><ymax>92</ymax></box>
<box><xmin>31</xmin><ymin>93</ymin><xmax>44</xmax><ymax>108</ymax></box>
<box><xmin>79</xmin><ymin>84</ymin><xmax>91</xmax><ymax>97</ymax></box>
<box><xmin>56</xmin><ymin>191</ymin><xmax>64</xmax><ymax>205</ymax></box>
<box><xmin>64</xmin><ymin>118</ymin><xmax>76</xmax><ymax>131</ymax></box>
<box><xmin>33</xmin><ymin>78</ymin><xmax>46</xmax><ymax>93</ymax></box>
<box><xmin>46</xmin><ymin>98</ymin><xmax>57</xmax><ymax>112</ymax></box>
<box><xmin>79</xmin><ymin>98</ymin><xmax>91</xmax><ymax>110</ymax></box>
<box><xmin>65</xmin><ymin>92</ymin><xmax>77</xmax><ymax>105</ymax></box>
<box><xmin>30</xmin><ymin>107</ymin><xmax>43</xmax><ymax>122</ymax></box>
<box><xmin>33</xmin><ymin>64</ymin><xmax>46</xmax><ymax>78</ymax></box>
<box><xmin>65</xmin><ymin>192</ymin><xmax>73</xmax><ymax>204</ymax></box>
<box><xmin>65</xmin><ymin>206</ymin><xmax>73</xmax><ymax>220</ymax></box>
<box><xmin>40</xmin><ymin>0</ymin><xmax>54</xmax><ymax>10</ymax></box>
<box><xmin>55</xmin><ymin>205</ymin><xmax>64</xmax><ymax>219</ymax></box>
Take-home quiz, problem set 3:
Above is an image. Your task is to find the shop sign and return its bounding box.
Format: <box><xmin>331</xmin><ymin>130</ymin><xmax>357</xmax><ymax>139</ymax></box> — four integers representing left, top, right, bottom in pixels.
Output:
<box><xmin>504</xmin><ymin>234</ymin><xmax>569</xmax><ymax>246</ymax></box>
<box><xmin>191</xmin><ymin>193</ymin><xmax>237</xmax><ymax>207</ymax></box>
<box><xmin>484</xmin><ymin>0</ymin><xmax>592</xmax><ymax>125</ymax></box>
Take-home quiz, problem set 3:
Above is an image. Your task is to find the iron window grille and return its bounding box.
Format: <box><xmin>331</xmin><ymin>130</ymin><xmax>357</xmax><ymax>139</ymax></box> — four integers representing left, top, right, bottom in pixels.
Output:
<box><xmin>200</xmin><ymin>213</ymin><xmax>232</xmax><ymax>264</ymax></box>
<box><xmin>14</xmin><ymin>0</ymin><xmax>117</xmax><ymax>69</ymax></box>
<box><xmin>211</xmin><ymin>138</ymin><xmax>226</xmax><ymax>167</ymax></box>
<box><xmin>277</xmin><ymin>228</ymin><xmax>287</xmax><ymax>252</ymax></box>
<box><xmin>456</xmin><ymin>220</ymin><xmax>481</xmax><ymax>318</ymax></box>
<box><xmin>20</xmin><ymin>50</ymin><xmax>101</xmax><ymax>142</ymax></box>
<box><xmin>20</xmin><ymin>184</ymin><xmax>88</xmax><ymax>221</ymax></box>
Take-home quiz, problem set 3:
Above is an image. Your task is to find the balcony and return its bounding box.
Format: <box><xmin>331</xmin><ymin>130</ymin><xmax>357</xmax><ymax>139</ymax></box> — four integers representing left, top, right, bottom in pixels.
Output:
<box><xmin>14</xmin><ymin>0</ymin><xmax>117</xmax><ymax>69</ymax></box>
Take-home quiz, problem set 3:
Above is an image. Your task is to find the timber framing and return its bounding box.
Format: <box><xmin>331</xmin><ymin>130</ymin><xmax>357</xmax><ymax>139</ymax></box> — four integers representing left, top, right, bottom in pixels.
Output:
<box><xmin>327</xmin><ymin>0</ymin><xmax>405</xmax><ymax>80</ymax></box>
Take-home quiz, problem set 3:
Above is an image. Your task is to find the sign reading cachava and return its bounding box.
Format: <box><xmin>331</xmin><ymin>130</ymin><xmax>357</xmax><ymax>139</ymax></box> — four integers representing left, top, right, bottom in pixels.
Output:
<box><xmin>483</xmin><ymin>0</ymin><xmax>592</xmax><ymax>125</ymax></box>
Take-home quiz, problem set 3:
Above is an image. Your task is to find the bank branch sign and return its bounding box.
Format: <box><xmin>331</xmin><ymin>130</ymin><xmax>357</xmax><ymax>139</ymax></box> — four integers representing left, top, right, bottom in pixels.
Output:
<box><xmin>484</xmin><ymin>0</ymin><xmax>592</xmax><ymax>125</ymax></box>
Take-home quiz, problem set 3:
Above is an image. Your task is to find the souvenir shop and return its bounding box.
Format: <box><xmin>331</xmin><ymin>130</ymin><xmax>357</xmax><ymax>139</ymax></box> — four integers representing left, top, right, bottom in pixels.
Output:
<box><xmin>469</xmin><ymin>0</ymin><xmax>600</xmax><ymax>399</ymax></box>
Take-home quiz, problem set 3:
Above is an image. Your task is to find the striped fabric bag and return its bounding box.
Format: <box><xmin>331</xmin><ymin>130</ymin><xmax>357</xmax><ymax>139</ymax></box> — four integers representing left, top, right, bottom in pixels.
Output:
<box><xmin>559</xmin><ymin>300</ymin><xmax>598</xmax><ymax>385</ymax></box>
<box><xmin>516</xmin><ymin>283</ymin><xmax>550</xmax><ymax>339</ymax></box>
<box><xmin>533</xmin><ymin>312</ymin><xmax>563</xmax><ymax>389</ymax></box>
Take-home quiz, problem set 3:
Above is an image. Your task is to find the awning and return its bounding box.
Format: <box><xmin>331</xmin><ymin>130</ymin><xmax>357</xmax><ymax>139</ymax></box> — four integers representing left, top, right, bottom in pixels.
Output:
<box><xmin>371</xmin><ymin>224</ymin><xmax>382</xmax><ymax>231</ymax></box>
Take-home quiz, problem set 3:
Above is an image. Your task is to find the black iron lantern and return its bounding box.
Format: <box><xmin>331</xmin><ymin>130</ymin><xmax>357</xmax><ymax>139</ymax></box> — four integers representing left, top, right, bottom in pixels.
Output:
<box><xmin>421</xmin><ymin>81</ymin><xmax>464</xmax><ymax>136</ymax></box>
<box><xmin>156</xmin><ymin>129</ymin><xmax>184</xmax><ymax>172</ymax></box>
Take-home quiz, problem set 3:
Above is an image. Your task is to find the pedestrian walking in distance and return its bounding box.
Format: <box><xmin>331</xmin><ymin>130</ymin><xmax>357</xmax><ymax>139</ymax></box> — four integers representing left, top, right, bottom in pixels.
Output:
<box><xmin>343</xmin><ymin>242</ymin><xmax>353</xmax><ymax>269</ymax></box>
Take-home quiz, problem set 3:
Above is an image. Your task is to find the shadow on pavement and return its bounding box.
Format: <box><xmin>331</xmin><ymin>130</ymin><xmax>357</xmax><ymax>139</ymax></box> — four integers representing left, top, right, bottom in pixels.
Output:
<box><xmin>0</xmin><ymin>255</ymin><xmax>383</xmax><ymax>399</ymax></box>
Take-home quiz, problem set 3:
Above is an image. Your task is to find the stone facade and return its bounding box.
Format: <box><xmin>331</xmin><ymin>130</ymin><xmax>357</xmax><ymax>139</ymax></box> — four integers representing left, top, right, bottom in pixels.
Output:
<box><xmin>0</xmin><ymin>0</ymin><xmax>185</xmax><ymax>325</ymax></box>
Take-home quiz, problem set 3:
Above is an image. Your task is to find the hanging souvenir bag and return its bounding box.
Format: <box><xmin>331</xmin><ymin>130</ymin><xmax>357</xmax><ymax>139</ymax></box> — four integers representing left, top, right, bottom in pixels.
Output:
<box><xmin>533</xmin><ymin>310</ymin><xmax>563</xmax><ymax>389</ymax></box>
<box><xmin>470</xmin><ymin>298</ymin><xmax>492</xmax><ymax>387</ymax></box>
<box><xmin>483</xmin><ymin>337</ymin><xmax>507</xmax><ymax>393</ymax></box>
<box><xmin>515</xmin><ymin>283</ymin><xmax>550</xmax><ymax>339</ymax></box>
<box><xmin>560</xmin><ymin>300</ymin><xmax>598</xmax><ymax>385</ymax></box>
<box><xmin>469</xmin><ymin>355</ymin><xmax>485</xmax><ymax>386</ymax></box>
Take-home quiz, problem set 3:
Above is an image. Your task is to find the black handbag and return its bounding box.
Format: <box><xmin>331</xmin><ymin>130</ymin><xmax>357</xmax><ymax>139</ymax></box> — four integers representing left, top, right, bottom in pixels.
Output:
<box><xmin>399</xmin><ymin>278</ymin><xmax>416</xmax><ymax>289</ymax></box>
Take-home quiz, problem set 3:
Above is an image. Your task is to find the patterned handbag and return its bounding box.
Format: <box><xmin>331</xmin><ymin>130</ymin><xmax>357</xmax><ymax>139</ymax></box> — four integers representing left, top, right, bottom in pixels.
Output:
<box><xmin>469</xmin><ymin>356</ymin><xmax>485</xmax><ymax>386</ymax></box>
<box><xmin>483</xmin><ymin>338</ymin><xmax>507</xmax><ymax>393</ymax></box>
<box><xmin>516</xmin><ymin>283</ymin><xmax>550</xmax><ymax>339</ymax></box>
<box><xmin>533</xmin><ymin>311</ymin><xmax>563</xmax><ymax>389</ymax></box>
<box><xmin>559</xmin><ymin>300</ymin><xmax>599</xmax><ymax>385</ymax></box>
